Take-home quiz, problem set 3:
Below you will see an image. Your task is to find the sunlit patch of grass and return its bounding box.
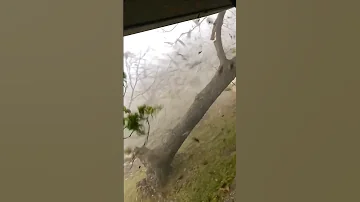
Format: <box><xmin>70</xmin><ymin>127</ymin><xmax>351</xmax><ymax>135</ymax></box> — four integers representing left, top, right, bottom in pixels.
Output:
<box><xmin>124</xmin><ymin>93</ymin><xmax>236</xmax><ymax>202</ymax></box>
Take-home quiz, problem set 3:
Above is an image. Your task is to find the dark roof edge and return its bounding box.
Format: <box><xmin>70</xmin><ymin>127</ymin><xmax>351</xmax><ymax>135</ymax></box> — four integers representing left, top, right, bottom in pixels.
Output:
<box><xmin>124</xmin><ymin>6</ymin><xmax>233</xmax><ymax>36</ymax></box>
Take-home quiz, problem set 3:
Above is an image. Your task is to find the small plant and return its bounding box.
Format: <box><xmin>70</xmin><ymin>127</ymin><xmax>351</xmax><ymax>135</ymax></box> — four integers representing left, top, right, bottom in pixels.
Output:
<box><xmin>123</xmin><ymin>72</ymin><xmax>162</xmax><ymax>145</ymax></box>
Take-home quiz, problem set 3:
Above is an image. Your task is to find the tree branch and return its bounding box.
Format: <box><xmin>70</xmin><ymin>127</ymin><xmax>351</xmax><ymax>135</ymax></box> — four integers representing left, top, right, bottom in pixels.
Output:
<box><xmin>128</xmin><ymin>153</ymin><xmax>137</xmax><ymax>170</ymax></box>
<box><xmin>127</xmin><ymin>50</ymin><xmax>149</xmax><ymax>108</ymax></box>
<box><xmin>165</xmin><ymin>17</ymin><xmax>207</xmax><ymax>46</ymax></box>
<box><xmin>123</xmin><ymin>82</ymin><xmax>128</xmax><ymax>97</ymax></box>
<box><xmin>211</xmin><ymin>11</ymin><xmax>228</xmax><ymax>66</ymax></box>
<box><xmin>161</xmin><ymin>24</ymin><xmax>179</xmax><ymax>32</ymax></box>
<box><xmin>124</xmin><ymin>130</ymin><xmax>135</xmax><ymax>139</ymax></box>
<box><xmin>132</xmin><ymin>65</ymin><xmax>160</xmax><ymax>101</ymax></box>
<box><xmin>143</xmin><ymin>118</ymin><xmax>151</xmax><ymax>146</ymax></box>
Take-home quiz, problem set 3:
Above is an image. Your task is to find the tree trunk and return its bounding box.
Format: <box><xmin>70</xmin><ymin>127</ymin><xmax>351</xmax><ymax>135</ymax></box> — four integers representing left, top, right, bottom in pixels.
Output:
<box><xmin>160</xmin><ymin>58</ymin><xmax>236</xmax><ymax>160</ymax></box>
<box><xmin>134</xmin><ymin>10</ymin><xmax>235</xmax><ymax>199</ymax></box>
<box><xmin>135</xmin><ymin>58</ymin><xmax>236</xmax><ymax>192</ymax></box>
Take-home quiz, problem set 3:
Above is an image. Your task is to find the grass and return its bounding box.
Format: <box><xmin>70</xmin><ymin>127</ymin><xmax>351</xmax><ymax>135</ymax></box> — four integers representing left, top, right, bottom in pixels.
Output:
<box><xmin>124</xmin><ymin>92</ymin><xmax>236</xmax><ymax>202</ymax></box>
<box><xmin>124</xmin><ymin>170</ymin><xmax>148</xmax><ymax>202</ymax></box>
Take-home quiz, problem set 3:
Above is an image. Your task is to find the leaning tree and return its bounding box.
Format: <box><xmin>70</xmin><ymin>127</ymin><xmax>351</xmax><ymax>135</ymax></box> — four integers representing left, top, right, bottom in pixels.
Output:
<box><xmin>131</xmin><ymin>10</ymin><xmax>236</xmax><ymax>197</ymax></box>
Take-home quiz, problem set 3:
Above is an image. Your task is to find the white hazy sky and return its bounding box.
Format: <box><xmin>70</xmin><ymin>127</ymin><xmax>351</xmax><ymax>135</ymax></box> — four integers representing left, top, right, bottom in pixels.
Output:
<box><xmin>123</xmin><ymin>13</ymin><xmax>220</xmax><ymax>59</ymax></box>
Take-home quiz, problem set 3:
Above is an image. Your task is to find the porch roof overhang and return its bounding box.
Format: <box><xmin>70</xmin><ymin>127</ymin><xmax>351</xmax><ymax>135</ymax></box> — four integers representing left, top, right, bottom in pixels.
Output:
<box><xmin>124</xmin><ymin>0</ymin><xmax>233</xmax><ymax>36</ymax></box>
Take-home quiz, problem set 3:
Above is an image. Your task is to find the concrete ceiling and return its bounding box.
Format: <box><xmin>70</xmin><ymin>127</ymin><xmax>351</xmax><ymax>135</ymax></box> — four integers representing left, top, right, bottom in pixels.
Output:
<box><xmin>124</xmin><ymin>0</ymin><xmax>234</xmax><ymax>36</ymax></box>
